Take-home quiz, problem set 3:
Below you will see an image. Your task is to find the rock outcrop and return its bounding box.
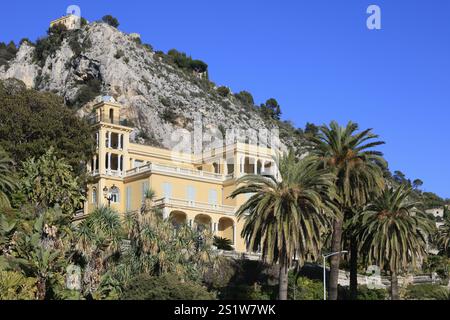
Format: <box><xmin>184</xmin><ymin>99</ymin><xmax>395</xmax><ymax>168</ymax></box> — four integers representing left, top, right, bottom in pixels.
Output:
<box><xmin>1</xmin><ymin>22</ymin><xmax>301</xmax><ymax>151</ymax></box>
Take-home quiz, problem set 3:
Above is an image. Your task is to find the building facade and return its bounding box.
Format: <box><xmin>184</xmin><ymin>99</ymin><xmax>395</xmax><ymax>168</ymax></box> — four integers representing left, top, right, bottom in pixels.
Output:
<box><xmin>426</xmin><ymin>207</ymin><xmax>445</xmax><ymax>228</ymax></box>
<box><xmin>80</xmin><ymin>97</ymin><xmax>280</xmax><ymax>253</ymax></box>
<box><xmin>50</xmin><ymin>14</ymin><xmax>81</xmax><ymax>30</ymax></box>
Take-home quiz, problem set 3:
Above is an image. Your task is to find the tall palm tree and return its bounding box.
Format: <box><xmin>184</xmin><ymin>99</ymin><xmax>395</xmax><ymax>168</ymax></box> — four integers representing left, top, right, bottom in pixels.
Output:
<box><xmin>436</xmin><ymin>216</ymin><xmax>450</xmax><ymax>254</ymax></box>
<box><xmin>308</xmin><ymin>121</ymin><xmax>386</xmax><ymax>299</ymax></box>
<box><xmin>357</xmin><ymin>185</ymin><xmax>435</xmax><ymax>300</ymax></box>
<box><xmin>230</xmin><ymin>152</ymin><xmax>336</xmax><ymax>300</ymax></box>
<box><xmin>0</xmin><ymin>148</ymin><xmax>16</xmax><ymax>208</ymax></box>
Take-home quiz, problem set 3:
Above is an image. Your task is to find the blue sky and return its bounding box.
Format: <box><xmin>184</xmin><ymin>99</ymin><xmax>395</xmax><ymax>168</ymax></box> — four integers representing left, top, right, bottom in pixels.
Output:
<box><xmin>1</xmin><ymin>1</ymin><xmax>449</xmax><ymax>198</ymax></box>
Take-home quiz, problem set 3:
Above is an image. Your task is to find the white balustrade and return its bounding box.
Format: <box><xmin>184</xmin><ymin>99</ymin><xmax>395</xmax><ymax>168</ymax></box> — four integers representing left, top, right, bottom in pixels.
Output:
<box><xmin>153</xmin><ymin>197</ymin><xmax>236</xmax><ymax>216</ymax></box>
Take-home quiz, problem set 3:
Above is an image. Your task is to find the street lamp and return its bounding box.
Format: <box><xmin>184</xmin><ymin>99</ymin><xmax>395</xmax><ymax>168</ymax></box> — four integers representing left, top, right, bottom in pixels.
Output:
<box><xmin>103</xmin><ymin>185</ymin><xmax>117</xmax><ymax>207</ymax></box>
<box><xmin>322</xmin><ymin>250</ymin><xmax>348</xmax><ymax>300</ymax></box>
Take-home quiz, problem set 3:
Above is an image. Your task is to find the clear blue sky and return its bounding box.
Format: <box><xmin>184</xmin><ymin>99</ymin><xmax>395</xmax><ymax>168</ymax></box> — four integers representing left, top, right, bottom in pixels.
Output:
<box><xmin>1</xmin><ymin>0</ymin><xmax>449</xmax><ymax>198</ymax></box>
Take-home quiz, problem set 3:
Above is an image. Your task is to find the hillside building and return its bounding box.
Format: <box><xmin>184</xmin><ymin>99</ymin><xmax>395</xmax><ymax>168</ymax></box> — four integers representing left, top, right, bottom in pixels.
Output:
<box><xmin>79</xmin><ymin>97</ymin><xmax>280</xmax><ymax>253</ymax></box>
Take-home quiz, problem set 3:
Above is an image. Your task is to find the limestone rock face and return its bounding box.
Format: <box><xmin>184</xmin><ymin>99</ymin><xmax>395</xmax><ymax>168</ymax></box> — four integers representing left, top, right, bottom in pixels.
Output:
<box><xmin>1</xmin><ymin>43</ymin><xmax>39</xmax><ymax>88</ymax></box>
<box><xmin>1</xmin><ymin>23</ymin><xmax>293</xmax><ymax>151</ymax></box>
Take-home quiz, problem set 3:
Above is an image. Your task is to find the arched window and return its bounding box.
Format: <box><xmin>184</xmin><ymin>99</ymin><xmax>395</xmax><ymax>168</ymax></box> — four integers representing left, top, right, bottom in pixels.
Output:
<box><xmin>110</xmin><ymin>188</ymin><xmax>120</xmax><ymax>203</ymax></box>
<box><xmin>109</xmin><ymin>109</ymin><xmax>114</xmax><ymax>123</ymax></box>
<box><xmin>92</xmin><ymin>187</ymin><xmax>97</xmax><ymax>204</ymax></box>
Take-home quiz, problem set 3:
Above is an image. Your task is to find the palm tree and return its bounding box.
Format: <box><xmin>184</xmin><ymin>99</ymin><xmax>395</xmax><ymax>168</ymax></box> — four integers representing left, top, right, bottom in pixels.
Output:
<box><xmin>74</xmin><ymin>206</ymin><xmax>123</xmax><ymax>296</ymax></box>
<box><xmin>436</xmin><ymin>216</ymin><xmax>450</xmax><ymax>254</ymax></box>
<box><xmin>308</xmin><ymin>121</ymin><xmax>386</xmax><ymax>300</ymax></box>
<box><xmin>0</xmin><ymin>148</ymin><xmax>16</xmax><ymax>208</ymax></box>
<box><xmin>213</xmin><ymin>236</ymin><xmax>234</xmax><ymax>251</ymax></box>
<box><xmin>357</xmin><ymin>185</ymin><xmax>435</xmax><ymax>300</ymax></box>
<box><xmin>230</xmin><ymin>152</ymin><xmax>336</xmax><ymax>300</ymax></box>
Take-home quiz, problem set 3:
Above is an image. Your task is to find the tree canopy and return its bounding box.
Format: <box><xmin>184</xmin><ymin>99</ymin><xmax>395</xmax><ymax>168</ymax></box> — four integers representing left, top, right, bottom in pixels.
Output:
<box><xmin>0</xmin><ymin>79</ymin><xmax>95</xmax><ymax>174</ymax></box>
<box><xmin>102</xmin><ymin>15</ymin><xmax>120</xmax><ymax>28</ymax></box>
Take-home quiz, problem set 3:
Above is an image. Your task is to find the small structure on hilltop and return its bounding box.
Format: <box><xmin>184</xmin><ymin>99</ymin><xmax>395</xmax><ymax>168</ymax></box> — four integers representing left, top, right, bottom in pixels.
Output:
<box><xmin>50</xmin><ymin>14</ymin><xmax>81</xmax><ymax>30</ymax></box>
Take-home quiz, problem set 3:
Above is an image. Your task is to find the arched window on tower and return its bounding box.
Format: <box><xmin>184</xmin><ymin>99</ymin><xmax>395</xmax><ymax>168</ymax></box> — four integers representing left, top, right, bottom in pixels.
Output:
<box><xmin>109</xmin><ymin>109</ymin><xmax>114</xmax><ymax>124</ymax></box>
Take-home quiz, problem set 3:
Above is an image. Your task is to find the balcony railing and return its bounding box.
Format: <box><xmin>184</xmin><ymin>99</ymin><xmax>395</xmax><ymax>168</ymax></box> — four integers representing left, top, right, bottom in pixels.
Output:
<box><xmin>154</xmin><ymin>197</ymin><xmax>236</xmax><ymax>216</ymax></box>
<box><xmin>87</xmin><ymin>115</ymin><xmax>131</xmax><ymax>127</ymax></box>
<box><xmin>126</xmin><ymin>162</ymin><xmax>232</xmax><ymax>181</ymax></box>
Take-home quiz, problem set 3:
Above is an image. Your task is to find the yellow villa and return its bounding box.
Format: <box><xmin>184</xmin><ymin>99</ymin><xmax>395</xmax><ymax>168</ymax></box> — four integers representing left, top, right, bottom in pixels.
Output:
<box><xmin>79</xmin><ymin>97</ymin><xmax>280</xmax><ymax>253</ymax></box>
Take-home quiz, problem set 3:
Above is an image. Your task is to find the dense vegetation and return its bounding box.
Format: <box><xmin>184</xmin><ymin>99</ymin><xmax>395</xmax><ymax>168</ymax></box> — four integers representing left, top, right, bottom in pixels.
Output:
<box><xmin>0</xmin><ymin>15</ymin><xmax>449</xmax><ymax>301</ymax></box>
<box><xmin>0</xmin><ymin>79</ymin><xmax>95</xmax><ymax>174</ymax></box>
<box><xmin>0</xmin><ymin>41</ymin><xmax>18</xmax><ymax>68</ymax></box>
<box><xmin>0</xmin><ymin>99</ymin><xmax>449</xmax><ymax>300</ymax></box>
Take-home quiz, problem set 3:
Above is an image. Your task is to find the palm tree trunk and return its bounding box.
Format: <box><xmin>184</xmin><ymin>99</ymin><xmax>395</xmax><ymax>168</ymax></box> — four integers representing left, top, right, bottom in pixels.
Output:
<box><xmin>349</xmin><ymin>235</ymin><xmax>358</xmax><ymax>300</ymax></box>
<box><xmin>390</xmin><ymin>271</ymin><xmax>400</xmax><ymax>300</ymax></box>
<box><xmin>329</xmin><ymin>218</ymin><xmax>343</xmax><ymax>300</ymax></box>
<box><xmin>37</xmin><ymin>277</ymin><xmax>46</xmax><ymax>300</ymax></box>
<box><xmin>278</xmin><ymin>262</ymin><xmax>289</xmax><ymax>300</ymax></box>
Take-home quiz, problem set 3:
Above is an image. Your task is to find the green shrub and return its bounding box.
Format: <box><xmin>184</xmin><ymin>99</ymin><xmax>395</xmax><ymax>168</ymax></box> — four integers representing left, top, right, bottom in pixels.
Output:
<box><xmin>288</xmin><ymin>274</ymin><xmax>323</xmax><ymax>300</ymax></box>
<box><xmin>0</xmin><ymin>41</ymin><xmax>18</xmax><ymax>67</ymax></box>
<box><xmin>166</xmin><ymin>49</ymin><xmax>208</xmax><ymax>74</ymax></box>
<box><xmin>217</xmin><ymin>86</ymin><xmax>230</xmax><ymax>97</ymax></box>
<box><xmin>159</xmin><ymin>96</ymin><xmax>171</xmax><ymax>107</ymax></box>
<box><xmin>190</xmin><ymin>60</ymin><xmax>208</xmax><ymax>73</ymax></box>
<box><xmin>143</xmin><ymin>44</ymin><xmax>153</xmax><ymax>52</ymax></box>
<box><xmin>80</xmin><ymin>17</ymin><xmax>88</xmax><ymax>27</ymax></box>
<box><xmin>259</xmin><ymin>98</ymin><xmax>281</xmax><ymax>120</ymax></box>
<box><xmin>220</xmin><ymin>284</ymin><xmax>274</xmax><ymax>300</ymax></box>
<box><xmin>161</xmin><ymin>109</ymin><xmax>178</xmax><ymax>124</ymax></box>
<box><xmin>34</xmin><ymin>25</ymin><xmax>68</xmax><ymax>66</ymax></box>
<box><xmin>114</xmin><ymin>49</ymin><xmax>124</xmax><ymax>59</ymax></box>
<box><xmin>72</xmin><ymin>78</ymin><xmax>102</xmax><ymax>107</ymax></box>
<box><xmin>0</xmin><ymin>271</ymin><xmax>37</xmax><ymax>300</ymax></box>
<box><xmin>405</xmin><ymin>284</ymin><xmax>450</xmax><ymax>300</ymax></box>
<box><xmin>121</xmin><ymin>274</ymin><xmax>215</xmax><ymax>300</ymax></box>
<box><xmin>338</xmin><ymin>285</ymin><xmax>388</xmax><ymax>300</ymax></box>
<box><xmin>19</xmin><ymin>38</ymin><xmax>33</xmax><ymax>46</ymax></box>
<box><xmin>102</xmin><ymin>15</ymin><xmax>120</xmax><ymax>28</ymax></box>
<box><xmin>68</xmin><ymin>36</ymin><xmax>82</xmax><ymax>56</ymax></box>
<box><xmin>234</xmin><ymin>90</ymin><xmax>254</xmax><ymax>106</ymax></box>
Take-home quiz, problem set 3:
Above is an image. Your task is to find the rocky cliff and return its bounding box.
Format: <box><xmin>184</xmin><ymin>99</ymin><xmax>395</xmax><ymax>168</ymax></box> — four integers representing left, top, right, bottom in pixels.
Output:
<box><xmin>0</xmin><ymin>22</ymin><xmax>304</xmax><ymax>151</ymax></box>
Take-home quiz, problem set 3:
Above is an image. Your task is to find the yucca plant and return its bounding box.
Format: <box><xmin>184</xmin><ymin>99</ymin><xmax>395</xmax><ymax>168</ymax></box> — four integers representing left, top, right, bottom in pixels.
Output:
<box><xmin>0</xmin><ymin>148</ymin><xmax>16</xmax><ymax>208</ymax></box>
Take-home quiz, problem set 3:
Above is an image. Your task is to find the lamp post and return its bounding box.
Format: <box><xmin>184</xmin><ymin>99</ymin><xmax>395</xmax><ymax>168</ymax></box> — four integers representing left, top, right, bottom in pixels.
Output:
<box><xmin>322</xmin><ymin>251</ymin><xmax>348</xmax><ymax>300</ymax></box>
<box><xmin>103</xmin><ymin>185</ymin><xmax>117</xmax><ymax>207</ymax></box>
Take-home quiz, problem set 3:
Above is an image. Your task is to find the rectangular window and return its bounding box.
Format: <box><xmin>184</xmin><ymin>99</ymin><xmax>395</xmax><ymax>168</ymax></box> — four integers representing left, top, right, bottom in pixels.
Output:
<box><xmin>142</xmin><ymin>181</ymin><xmax>150</xmax><ymax>202</ymax></box>
<box><xmin>111</xmin><ymin>191</ymin><xmax>120</xmax><ymax>203</ymax></box>
<box><xmin>92</xmin><ymin>189</ymin><xmax>97</xmax><ymax>204</ymax></box>
<box><xmin>126</xmin><ymin>186</ymin><xmax>132</xmax><ymax>211</ymax></box>
<box><xmin>208</xmin><ymin>189</ymin><xmax>218</xmax><ymax>205</ymax></box>
<box><xmin>162</xmin><ymin>182</ymin><xmax>172</xmax><ymax>199</ymax></box>
<box><xmin>187</xmin><ymin>186</ymin><xmax>196</xmax><ymax>203</ymax></box>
